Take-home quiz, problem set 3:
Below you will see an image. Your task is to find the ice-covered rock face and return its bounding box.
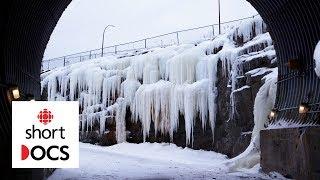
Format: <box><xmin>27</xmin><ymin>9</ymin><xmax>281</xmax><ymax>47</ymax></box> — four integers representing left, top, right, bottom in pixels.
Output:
<box><xmin>314</xmin><ymin>41</ymin><xmax>320</xmax><ymax>77</ymax></box>
<box><xmin>41</xmin><ymin>16</ymin><xmax>273</xmax><ymax>145</ymax></box>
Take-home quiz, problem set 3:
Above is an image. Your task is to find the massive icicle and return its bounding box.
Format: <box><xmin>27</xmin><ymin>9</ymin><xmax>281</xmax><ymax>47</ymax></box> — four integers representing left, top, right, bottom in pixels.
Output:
<box><xmin>133</xmin><ymin>80</ymin><xmax>173</xmax><ymax>141</ymax></box>
<box><xmin>115</xmin><ymin>98</ymin><xmax>127</xmax><ymax>143</ymax></box>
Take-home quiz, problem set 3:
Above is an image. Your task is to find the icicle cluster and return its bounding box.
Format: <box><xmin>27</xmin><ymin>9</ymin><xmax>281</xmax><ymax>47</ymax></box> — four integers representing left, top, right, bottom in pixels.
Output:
<box><xmin>41</xmin><ymin>16</ymin><xmax>270</xmax><ymax>145</ymax></box>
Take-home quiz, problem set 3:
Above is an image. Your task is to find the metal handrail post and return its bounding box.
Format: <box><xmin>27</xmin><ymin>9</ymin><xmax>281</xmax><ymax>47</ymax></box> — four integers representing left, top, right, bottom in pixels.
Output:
<box><xmin>176</xmin><ymin>32</ymin><xmax>179</xmax><ymax>45</ymax></box>
<box><xmin>144</xmin><ymin>39</ymin><xmax>147</xmax><ymax>49</ymax></box>
<box><xmin>218</xmin><ymin>0</ymin><xmax>221</xmax><ymax>34</ymax></box>
<box><xmin>211</xmin><ymin>25</ymin><xmax>215</xmax><ymax>38</ymax></box>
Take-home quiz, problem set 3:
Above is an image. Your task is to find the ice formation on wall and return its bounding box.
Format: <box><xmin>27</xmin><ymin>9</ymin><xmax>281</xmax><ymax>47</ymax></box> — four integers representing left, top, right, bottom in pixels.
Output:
<box><xmin>41</xmin><ymin>16</ymin><xmax>271</xmax><ymax>145</ymax></box>
<box><xmin>227</xmin><ymin>69</ymin><xmax>277</xmax><ymax>170</ymax></box>
<box><xmin>314</xmin><ymin>41</ymin><xmax>320</xmax><ymax>77</ymax></box>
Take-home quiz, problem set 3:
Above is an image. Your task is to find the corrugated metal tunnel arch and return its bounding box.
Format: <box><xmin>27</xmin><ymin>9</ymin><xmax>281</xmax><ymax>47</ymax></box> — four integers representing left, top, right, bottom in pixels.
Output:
<box><xmin>247</xmin><ymin>0</ymin><xmax>320</xmax><ymax>123</ymax></box>
<box><xmin>0</xmin><ymin>0</ymin><xmax>71</xmax><ymax>179</ymax></box>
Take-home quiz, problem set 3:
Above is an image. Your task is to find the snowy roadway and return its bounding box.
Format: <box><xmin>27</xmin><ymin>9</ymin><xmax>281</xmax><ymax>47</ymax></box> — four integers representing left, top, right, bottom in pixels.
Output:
<box><xmin>49</xmin><ymin>143</ymin><xmax>283</xmax><ymax>180</ymax></box>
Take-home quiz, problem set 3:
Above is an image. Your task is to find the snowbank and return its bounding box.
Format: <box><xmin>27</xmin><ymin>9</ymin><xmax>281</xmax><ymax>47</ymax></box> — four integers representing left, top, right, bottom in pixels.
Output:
<box><xmin>49</xmin><ymin>143</ymin><xmax>285</xmax><ymax>180</ymax></box>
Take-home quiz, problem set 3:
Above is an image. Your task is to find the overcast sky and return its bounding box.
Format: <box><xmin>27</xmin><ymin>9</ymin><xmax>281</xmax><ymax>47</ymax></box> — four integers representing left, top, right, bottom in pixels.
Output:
<box><xmin>44</xmin><ymin>0</ymin><xmax>257</xmax><ymax>59</ymax></box>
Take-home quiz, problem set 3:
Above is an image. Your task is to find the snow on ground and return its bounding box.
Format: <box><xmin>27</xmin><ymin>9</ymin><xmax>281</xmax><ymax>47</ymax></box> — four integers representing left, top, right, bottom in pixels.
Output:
<box><xmin>49</xmin><ymin>143</ymin><xmax>284</xmax><ymax>180</ymax></box>
<box><xmin>314</xmin><ymin>41</ymin><xmax>320</xmax><ymax>77</ymax></box>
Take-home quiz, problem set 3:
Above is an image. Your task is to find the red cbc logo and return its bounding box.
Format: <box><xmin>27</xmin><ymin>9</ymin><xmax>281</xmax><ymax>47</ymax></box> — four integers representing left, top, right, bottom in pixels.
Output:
<box><xmin>37</xmin><ymin>108</ymin><xmax>53</xmax><ymax>125</ymax></box>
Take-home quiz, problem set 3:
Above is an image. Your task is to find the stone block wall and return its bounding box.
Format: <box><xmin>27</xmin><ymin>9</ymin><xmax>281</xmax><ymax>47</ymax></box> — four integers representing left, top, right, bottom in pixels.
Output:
<box><xmin>261</xmin><ymin>126</ymin><xmax>320</xmax><ymax>179</ymax></box>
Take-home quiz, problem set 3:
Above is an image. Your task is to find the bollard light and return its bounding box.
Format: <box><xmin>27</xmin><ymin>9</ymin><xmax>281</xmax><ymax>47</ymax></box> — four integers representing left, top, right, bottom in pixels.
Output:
<box><xmin>299</xmin><ymin>103</ymin><xmax>310</xmax><ymax>114</ymax></box>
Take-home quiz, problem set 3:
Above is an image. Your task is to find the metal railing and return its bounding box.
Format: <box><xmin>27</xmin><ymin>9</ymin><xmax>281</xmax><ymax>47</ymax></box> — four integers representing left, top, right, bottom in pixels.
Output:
<box><xmin>42</xmin><ymin>14</ymin><xmax>259</xmax><ymax>72</ymax></box>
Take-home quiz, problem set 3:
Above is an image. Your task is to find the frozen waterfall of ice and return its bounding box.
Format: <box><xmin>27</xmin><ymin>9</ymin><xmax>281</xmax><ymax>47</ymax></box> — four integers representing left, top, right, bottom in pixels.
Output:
<box><xmin>41</xmin><ymin>16</ymin><xmax>270</xmax><ymax>145</ymax></box>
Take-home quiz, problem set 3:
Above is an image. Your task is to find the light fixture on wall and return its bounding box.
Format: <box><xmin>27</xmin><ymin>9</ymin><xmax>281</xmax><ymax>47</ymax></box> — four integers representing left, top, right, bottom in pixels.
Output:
<box><xmin>7</xmin><ymin>85</ymin><xmax>20</xmax><ymax>101</ymax></box>
<box><xmin>298</xmin><ymin>103</ymin><xmax>310</xmax><ymax>114</ymax></box>
<box><xmin>268</xmin><ymin>108</ymin><xmax>278</xmax><ymax>119</ymax></box>
<box><xmin>0</xmin><ymin>83</ymin><xmax>37</xmax><ymax>102</ymax></box>
<box><xmin>11</xmin><ymin>87</ymin><xmax>20</xmax><ymax>99</ymax></box>
<box><xmin>0</xmin><ymin>82</ymin><xmax>20</xmax><ymax>101</ymax></box>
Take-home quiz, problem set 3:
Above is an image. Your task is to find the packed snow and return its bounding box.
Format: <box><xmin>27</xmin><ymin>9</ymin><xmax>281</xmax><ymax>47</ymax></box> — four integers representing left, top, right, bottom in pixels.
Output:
<box><xmin>48</xmin><ymin>142</ymin><xmax>285</xmax><ymax>180</ymax></box>
<box><xmin>267</xmin><ymin>118</ymin><xmax>319</xmax><ymax>129</ymax></box>
<box><xmin>41</xmin><ymin>16</ymin><xmax>274</xmax><ymax>147</ymax></box>
<box><xmin>314</xmin><ymin>41</ymin><xmax>320</xmax><ymax>77</ymax></box>
<box><xmin>245</xmin><ymin>67</ymin><xmax>274</xmax><ymax>77</ymax></box>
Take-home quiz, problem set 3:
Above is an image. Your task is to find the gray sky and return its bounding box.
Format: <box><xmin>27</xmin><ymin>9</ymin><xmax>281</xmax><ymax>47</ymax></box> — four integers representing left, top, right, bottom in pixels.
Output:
<box><xmin>44</xmin><ymin>0</ymin><xmax>257</xmax><ymax>59</ymax></box>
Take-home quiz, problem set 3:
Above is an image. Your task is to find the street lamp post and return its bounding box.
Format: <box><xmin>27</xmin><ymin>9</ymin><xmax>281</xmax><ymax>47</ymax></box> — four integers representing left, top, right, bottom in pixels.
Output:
<box><xmin>101</xmin><ymin>25</ymin><xmax>115</xmax><ymax>57</ymax></box>
<box><xmin>218</xmin><ymin>0</ymin><xmax>221</xmax><ymax>34</ymax></box>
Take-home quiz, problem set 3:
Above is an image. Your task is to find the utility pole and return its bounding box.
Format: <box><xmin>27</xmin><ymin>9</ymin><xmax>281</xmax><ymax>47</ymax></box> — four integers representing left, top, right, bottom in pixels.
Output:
<box><xmin>101</xmin><ymin>25</ymin><xmax>115</xmax><ymax>57</ymax></box>
<box><xmin>218</xmin><ymin>0</ymin><xmax>221</xmax><ymax>34</ymax></box>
